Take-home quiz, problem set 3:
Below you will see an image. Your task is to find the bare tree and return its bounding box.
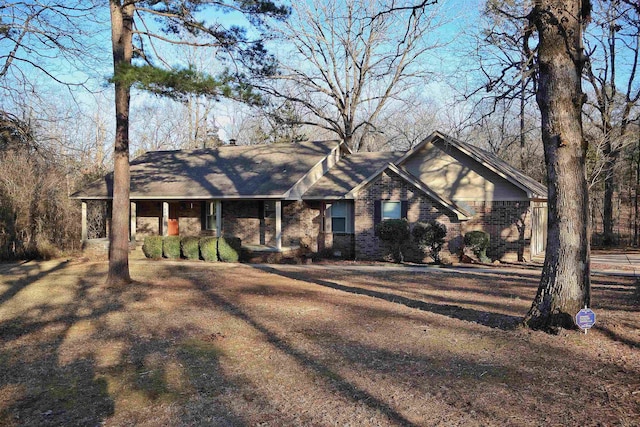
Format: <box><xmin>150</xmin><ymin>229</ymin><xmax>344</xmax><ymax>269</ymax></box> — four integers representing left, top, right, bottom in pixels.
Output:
<box><xmin>583</xmin><ymin>0</ymin><xmax>640</xmax><ymax>245</ymax></box>
<box><xmin>523</xmin><ymin>0</ymin><xmax>592</xmax><ymax>331</ymax></box>
<box><xmin>258</xmin><ymin>0</ymin><xmax>448</xmax><ymax>152</ymax></box>
<box><xmin>460</xmin><ymin>0</ymin><xmax>539</xmax><ymax>170</ymax></box>
<box><xmin>376</xmin><ymin>96</ymin><xmax>442</xmax><ymax>151</ymax></box>
<box><xmin>0</xmin><ymin>108</ymin><xmax>82</xmax><ymax>259</ymax></box>
<box><xmin>0</xmin><ymin>1</ymin><xmax>103</xmax><ymax>100</ymax></box>
<box><xmin>462</xmin><ymin>98</ymin><xmax>545</xmax><ymax>183</ymax></box>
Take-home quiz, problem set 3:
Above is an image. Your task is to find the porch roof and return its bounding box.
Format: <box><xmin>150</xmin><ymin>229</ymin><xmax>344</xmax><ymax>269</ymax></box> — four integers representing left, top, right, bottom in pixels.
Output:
<box><xmin>71</xmin><ymin>140</ymin><xmax>341</xmax><ymax>200</ymax></box>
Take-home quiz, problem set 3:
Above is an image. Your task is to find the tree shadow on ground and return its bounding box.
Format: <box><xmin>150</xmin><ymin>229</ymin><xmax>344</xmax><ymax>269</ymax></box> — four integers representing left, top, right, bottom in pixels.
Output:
<box><xmin>0</xmin><ymin>265</ymin><xmax>116</xmax><ymax>426</ymax></box>
<box><xmin>596</xmin><ymin>324</ymin><xmax>640</xmax><ymax>349</ymax></box>
<box><xmin>0</xmin><ymin>260</ymin><xmax>70</xmax><ymax>306</ymax></box>
<box><xmin>254</xmin><ymin>266</ymin><xmax>521</xmax><ymax>330</ymax></box>
<box><xmin>190</xmin><ymin>279</ymin><xmax>420</xmax><ymax>427</ymax></box>
<box><xmin>0</xmin><ymin>261</ymin><xmax>252</xmax><ymax>426</ymax></box>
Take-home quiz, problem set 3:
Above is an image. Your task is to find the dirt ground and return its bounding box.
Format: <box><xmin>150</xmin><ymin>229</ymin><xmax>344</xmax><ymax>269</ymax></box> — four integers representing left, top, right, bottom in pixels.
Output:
<box><xmin>0</xmin><ymin>258</ymin><xmax>638</xmax><ymax>426</ymax></box>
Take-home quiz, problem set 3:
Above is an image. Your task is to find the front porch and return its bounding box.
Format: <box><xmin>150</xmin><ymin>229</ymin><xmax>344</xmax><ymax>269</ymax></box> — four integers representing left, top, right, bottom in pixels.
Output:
<box><xmin>80</xmin><ymin>199</ymin><xmax>317</xmax><ymax>254</ymax></box>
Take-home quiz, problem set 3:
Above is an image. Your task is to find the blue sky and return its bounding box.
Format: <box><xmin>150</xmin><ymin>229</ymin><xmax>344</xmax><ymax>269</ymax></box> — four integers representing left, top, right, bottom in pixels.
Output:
<box><xmin>9</xmin><ymin>0</ymin><xmax>633</xmax><ymax>153</ymax></box>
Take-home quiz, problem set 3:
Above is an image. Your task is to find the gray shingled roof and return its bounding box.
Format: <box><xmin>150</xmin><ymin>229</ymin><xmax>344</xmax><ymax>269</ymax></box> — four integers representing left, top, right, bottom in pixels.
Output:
<box><xmin>71</xmin><ymin>140</ymin><xmax>340</xmax><ymax>199</ymax></box>
<box><xmin>72</xmin><ymin>131</ymin><xmax>547</xmax><ymax>203</ymax></box>
<box><xmin>302</xmin><ymin>151</ymin><xmax>406</xmax><ymax>199</ymax></box>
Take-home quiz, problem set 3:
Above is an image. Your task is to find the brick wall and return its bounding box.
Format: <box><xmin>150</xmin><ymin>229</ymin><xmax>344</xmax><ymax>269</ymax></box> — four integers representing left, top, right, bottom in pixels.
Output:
<box><xmin>461</xmin><ymin>201</ymin><xmax>531</xmax><ymax>261</ymax></box>
<box><xmin>354</xmin><ymin>170</ymin><xmax>460</xmax><ymax>261</ymax></box>
<box><xmin>176</xmin><ymin>202</ymin><xmax>201</xmax><ymax>236</ymax></box>
<box><xmin>282</xmin><ymin>201</ymin><xmax>322</xmax><ymax>250</ymax></box>
<box><xmin>136</xmin><ymin>201</ymin><xmax>161</xmax><ymax>237</ymax></box>
<box><xmin>223</xmin><ymin>200</ymin><xmax>321</xmax><ymax>249</ymax></box>
<box><xmin>331</xmin><ymin>234</ymin><xmax>355</xmax><ymax>258</ymax></box>
<box><xmin>223</xmin><ymin>201</ymin><xmax>262</xmax><ymax>244</ymax></box>
<box><xmin>135</xmin><ymin>201</ymin><xmax>202</xmax><ymax>238</ymax></box>
<box><xmin>350</xmin><ymin>171</ymin><xmax>533</xmax><ymax>262</ymax></box>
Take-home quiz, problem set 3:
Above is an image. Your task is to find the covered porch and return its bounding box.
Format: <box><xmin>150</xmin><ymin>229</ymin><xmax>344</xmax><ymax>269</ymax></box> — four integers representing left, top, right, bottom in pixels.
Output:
<box><xmin>80</xmin><ymin>199</ymin><xmax>289</xmax><ymax>251</ymax></box>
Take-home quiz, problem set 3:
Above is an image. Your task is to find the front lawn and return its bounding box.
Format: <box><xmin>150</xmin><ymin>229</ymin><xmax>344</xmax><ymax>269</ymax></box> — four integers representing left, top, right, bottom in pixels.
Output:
<box><xmin>0</xmin><ymin>260</ymin><xmax>638</xmax><ymax>426</ymax></box>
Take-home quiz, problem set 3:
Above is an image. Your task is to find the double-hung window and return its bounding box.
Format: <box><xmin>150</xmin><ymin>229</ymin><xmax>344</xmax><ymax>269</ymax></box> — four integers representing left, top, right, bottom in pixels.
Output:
<box><xmin>328</xmin><ymin>201</ymin><xmax>352</xmax><ymax>233</ymax></box>
<box><xmin>205</xmin><ymin>201</ymin><xmax>216</xmax><ymax>230</ymax></box>
<box><xmin>375</xmin><ymin>200</ymin><xmax>407</xmax><ymax>223</ymax></box>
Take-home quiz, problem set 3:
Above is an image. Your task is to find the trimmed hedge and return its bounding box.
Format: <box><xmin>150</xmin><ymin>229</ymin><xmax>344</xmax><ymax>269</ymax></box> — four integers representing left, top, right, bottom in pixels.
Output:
<box><xmin>142</xmin><ymin>236</ymin><xmax>163</xmax><ymax>259</ymax></box>
<box><xmin>163</xmin><ymin>235</ymin><xmax>181</xmax><ymax>259</ymax></box>
<box><xmin>464</xmin><ymin>230</ymin><xmax>490</xmax><ymax>263</ymax></box>
<box><xmin>199</xmin><ymin>237</ymin><xmax>218</xmax><ymax>262</ymax></box>
<box><xmin>181</xmin><ymin>236</ymin><xmax>200</xmax><ymax>260</ymax></box>
<box><xmin>218</xmin><ymin>236</ymin><xmax>241</xmax><ymax>262</ymax></box>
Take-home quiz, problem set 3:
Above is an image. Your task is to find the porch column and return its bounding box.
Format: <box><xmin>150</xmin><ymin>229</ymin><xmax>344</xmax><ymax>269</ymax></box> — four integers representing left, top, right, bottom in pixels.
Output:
<box><xmin>215</xmin><ymin>200</ymin><xmax>222</xmax><ymax>237</ymax></box>
<box><xmin>81</xmin><ymin>201</ymin><xmax>88</xmax><ymax>242</ymax></box>
<box><xmin>275</xmin><ymin>200</ymin><xmax>282</xmax><ymax>251</ymax></box>
<box><xmin>130</xmin><ymin>201</ymin><xmax>137</xmax><ymax>242</ymax></box>
<box><xmin>162</xmin><ymin>201</ymin><xmax>169</xmax><ymax>236</ymax></box>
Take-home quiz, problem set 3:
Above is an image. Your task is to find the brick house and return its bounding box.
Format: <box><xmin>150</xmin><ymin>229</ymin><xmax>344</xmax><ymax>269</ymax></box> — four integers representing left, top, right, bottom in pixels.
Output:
<box><xmin>72</xmin><ymin>131</ymin><xmax>548</xmax><ymax>261</ymax></box>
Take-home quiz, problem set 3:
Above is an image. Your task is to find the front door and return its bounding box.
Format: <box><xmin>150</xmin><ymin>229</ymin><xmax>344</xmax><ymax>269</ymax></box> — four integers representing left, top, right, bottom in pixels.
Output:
<box><xmin>168</xmin><ymin>218</ymin><xmax>179</xmax><ymax>236</ymax></box>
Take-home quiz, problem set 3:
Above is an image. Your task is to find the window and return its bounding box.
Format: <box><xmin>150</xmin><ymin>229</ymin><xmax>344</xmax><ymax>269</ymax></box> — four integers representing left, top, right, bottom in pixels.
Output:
<box><xmin>382</xmin><ymin>201</ymin><xmax>401</xmax><ymax>220</ymax></box>
<box><xmin>329</xmin><ymin>201</ymin><xmax>352</xmax><ymax>233</ymax></box>
<box><xmin>205</xmin><ymin>201</ymin><xmax>216</xmax><ymax>230</ymax></box>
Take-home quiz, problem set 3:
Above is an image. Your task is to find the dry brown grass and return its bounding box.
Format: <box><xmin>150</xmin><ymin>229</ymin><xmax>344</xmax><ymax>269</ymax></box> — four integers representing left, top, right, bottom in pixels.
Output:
<box><xmin>0</xmin><ymin>259</ymin><xmax>638</xmax><ymax>426</ymax></box>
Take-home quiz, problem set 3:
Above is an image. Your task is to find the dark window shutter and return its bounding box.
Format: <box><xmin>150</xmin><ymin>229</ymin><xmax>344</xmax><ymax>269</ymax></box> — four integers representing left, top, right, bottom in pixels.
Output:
<box><xmin>374</xmin><ymin>200</ymin><xmax>381</xmax><ymax>224</ymax></box>
<box><xmin>401</xmin><ymin>201</ymin><xmax>408</xmax><ymax>219</ymax></box>
<box><xmin>200</xmin><ymin>201</ymin><xmax>206</xmax><ymax>231</ymax></box>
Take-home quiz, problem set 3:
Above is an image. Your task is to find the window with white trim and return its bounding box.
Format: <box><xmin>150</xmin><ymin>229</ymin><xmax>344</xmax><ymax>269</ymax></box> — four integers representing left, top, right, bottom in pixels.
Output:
<box><xmin>329</xmin><ymin>201</ymin><xmax>352</xmax><ymax>233</ymax></box>
<box><xmin>205</xmin><ymin>201</ymin><xmax>216</xmax><ymax>230</ymax></box>
<box><xmin>382</xmin><ymin>201</ymin><xmax>401</xmax><ymax>220</ymax></box>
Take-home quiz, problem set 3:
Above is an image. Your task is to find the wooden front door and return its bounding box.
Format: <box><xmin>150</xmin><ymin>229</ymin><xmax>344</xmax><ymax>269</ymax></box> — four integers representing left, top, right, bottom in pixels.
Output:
<box><xmin>167</xmin><ymin>219</ymin><xmax>179</xmax><ymax>236</ymax></box>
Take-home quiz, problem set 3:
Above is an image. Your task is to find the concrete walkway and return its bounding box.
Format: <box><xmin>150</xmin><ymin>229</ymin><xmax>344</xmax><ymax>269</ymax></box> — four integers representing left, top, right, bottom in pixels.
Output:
<box><xmin>251</xmin><ymin>255</ymin><xmax>640</xmax><ymax>278</ymax></box>
<box><xmin>591</xmin><ymin>252</ymin><xmax>640</xmax><ymax>268</ymax></box>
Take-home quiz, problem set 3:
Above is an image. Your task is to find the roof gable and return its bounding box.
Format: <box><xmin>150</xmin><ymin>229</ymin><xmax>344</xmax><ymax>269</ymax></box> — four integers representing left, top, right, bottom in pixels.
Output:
<box><xmin>396</xmin><ymin>131</ymin><xmax>547</xmax><ymax>199</ymax></box>
<box><xmin>349</xmin><ymin>163</ymin><xmax>472</xmax><ymax>220</ymax></box>
<box><xmin>301</xmin><ymin>151</ymin><xmax>405</xmax><ymax>199</ymax></box>
<box><xmin>302</xmin><ymin>151</ymin><xmax>471</xmax><ymax>220</ymax></box>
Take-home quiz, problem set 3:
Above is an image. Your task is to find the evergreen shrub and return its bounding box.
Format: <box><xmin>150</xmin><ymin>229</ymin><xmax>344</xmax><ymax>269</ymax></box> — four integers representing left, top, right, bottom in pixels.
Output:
<box><xmin>412</xmin><ymin>221</ymin><xmax>447</xmax><ymax>264</ymax></box>
<box><xmin>163</xmin><ymin>235</ymin><xmax>181</xmax><ymax>259</ymax></box>
<box><xmin>464</xmin><ymin>230</ymin><xmax>491</xmax><ymax>263</ymax></box>
<box><xmin>374</xmin><ymin>219</ymin><xmax>410</xmax><ymax>263</ymax></box>
<box><xmin>199</xmin><ymin>237</ymin><xmax>218</xmax><ymax>262</ymax></box>
<box><xmin>142</xmin><ymin>235</ymin><xmax>163</xmax><ymax>259</ymax></box>
<box><xmin>218</xmin><ymin>236</ymin><xmax>241</xmax><ymax>262</ymax></box>
<box><xmin>181</xmin><ymin>236</ymin><xmax>200</xmax><ymax>260</ymax></box>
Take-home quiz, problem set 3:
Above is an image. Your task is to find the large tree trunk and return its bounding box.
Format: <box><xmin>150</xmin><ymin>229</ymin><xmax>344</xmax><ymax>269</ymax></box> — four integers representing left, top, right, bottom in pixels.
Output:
<box><xmin>106</xmin><ymin>0</ymin><xmax>134</xmax><ymax>287</ymax></box>
<box><xmin>523</xmin><ymin>0</ymin><xmax>591</xmax><ymax>331</ymax></box>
